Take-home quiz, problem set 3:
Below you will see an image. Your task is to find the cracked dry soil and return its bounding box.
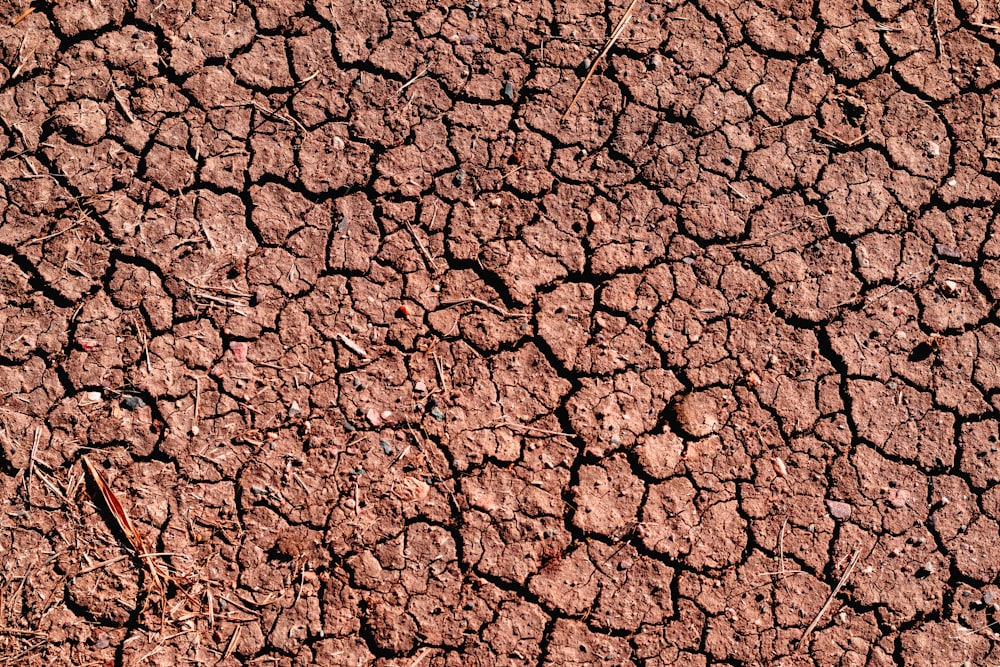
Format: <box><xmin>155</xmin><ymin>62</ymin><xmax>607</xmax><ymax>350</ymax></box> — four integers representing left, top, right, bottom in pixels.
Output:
<box><xmin>2</xmin><ymin>0</ymin><xmax>1000</xmax><ymax>665</ymax></box>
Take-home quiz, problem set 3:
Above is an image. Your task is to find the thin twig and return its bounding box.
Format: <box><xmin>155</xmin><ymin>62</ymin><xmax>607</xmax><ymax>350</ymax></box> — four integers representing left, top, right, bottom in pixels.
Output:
<box><xmin>814</xmin><ymin>127</ymin><xmax>870</xmax><ymax>147</ymax></box>
<box><xmin>496</xmin><ymin>422</ymin><xmax>576</xmax><ymax>438</ymax></box>
<box><xmin>501</xmin><ymin>165</ymin><xmax>523</xmax><ymax>181</ymax></box>
<box><xmin>192</xmin><ymin>376</ymin><xmax>201</xmax><ymax>436</ymax></box>
<box><xmin>336</xmin><ymin>333</ymin><xmax>367</xmax><ymax>358</ymax></box>
<box><xmin>397</xmin><ymin>67</ymin><xmax>428</xmax><ymax>96</ymax></box>
<box><xmin>432</xmin><ymin>353</ymin><xmax>448</xmax><ymax>394</ymax></box>
<box><xmin>25</xmin><ymin>426</ymin><xmax>40</xmax><ymax>505</ymax></box>
<box><xmin>439</xmin><ymin>297</ymin><xmax>524</xmax><ymax>318</ymax></box>
<box><xmin>34</xmin><ymin>468</ymin><xmax>67</xmax><ymax>504</ymax></box>
<box><xmin>134</xmin><ymin>316</ymin><xmax>152</xmax><ymax>375</ymax></box>
<box><xmin>12</xmin><ymin>5</ymin><xmax>35</xmax><ymax>26</ymax></box>
<box><xmin>752</xmin><ymin>569</ymin><xmax>808</xmax><ymax>578</ymax></box>
<box><xmin>9</xmin><ymin>39</ymin><xmax>33</xmax><ymax>81</ymax></box>
<box><xmin>109</xmin><ymin>79</ymin><xmax>136</xmax><ymax>124</ymax></box>
<box><xmin>0</xmin><ymin>627</ymin><xmax>46</xmax><ymax>638</ymax></box>
<box><xmin>561</xmin><ymin>0</ymin><xmax>639</xmax><ymax>121</ymax></box>
<box><xmin>177</xmin><ymin>276</ymin><xmax>252</xmax><ymax>298</ymax></box>
<box><xmin>952</xmin><ymin>617</ymin><xmax>1000</xmax><ymax>639</ymax></box>
<box><xmin>19</xmin><ymin>222</ymin><xmax>81</xmax><ymax>247</ymax></box>
<box><xmin>403</xmin><ymin>216</ymin><xmax>439</xmax><ymax>274</ymax></box>
<box><xmin>778</xmin><ymin>517</ymin><xmax>787</xmax><ymax>580</ymax></box>
<box><xmin>251</xmin><ymin>100</ymin><xmax>307</xmax><ymax>133</ymax></box>
<box><xmin>798</xmin><ymin>548</ymin><xmax>862</xmax><ymax>651</ymax></box>
<box><xmin>77</xmin><ymin>554</ymin><xmax>129</xmax><ymax>576</ymax></box>
<box><xmin>390</xmin><ymin>444</ymin><xmax>411</xmax><ymax>468</ymax></box>
<box><xmin>297</xmin><ymin>70</ymin><xmax>321</xmax><ymax>86</ymax></box>
<box><xmin>931</xmin><ymin>0</ymin><xmax>942</xmax><ymax>58</ymax></box>
<box><xmin>291</xmin><ymin>563</ymin><xmax>307</xmax><ymax>608</ymax></box>
<box><xmin>0</xmin><ymin>639</ymin><xmax>46</xmax><ymax>664</ymax></box>
<box><xmin>728</xmin><ymin>215</ymin><xmax>828</xmax><ymax>248</ymax></box>
<box><xmin>193</xmin><ymin>292</ymin><xmax>248</xmax><ymax>309</ymax></box>
<box><xmin>216</xmin><ymin>595</ymin><xmax>261</xmax><ymax>617</ymax></box>
<box><xmin>835</xmin><ymin>266</ymin><xmax>933</xmax><ymax>308</ymax></box>
<box><xmin>9</xmin><ymin>562</ymin><xmax>35</xmax><ymax>621</ymax></box>
<box><xmin>407</xmin><ymin>647</ymin><xmax>433</xmax><ymax>667</ymax></box>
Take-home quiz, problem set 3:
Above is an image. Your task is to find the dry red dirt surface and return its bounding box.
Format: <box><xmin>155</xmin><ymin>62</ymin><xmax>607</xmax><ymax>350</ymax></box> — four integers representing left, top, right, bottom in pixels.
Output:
<box><xmin>2</xmin><ymin>0</ymin><xmax>1000</xmax><ymax>664</ymax></box>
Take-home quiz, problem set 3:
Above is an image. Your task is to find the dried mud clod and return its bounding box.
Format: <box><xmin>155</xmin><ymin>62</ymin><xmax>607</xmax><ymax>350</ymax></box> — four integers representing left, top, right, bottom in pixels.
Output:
<box><xmin>2</xmin><ymin>0</ymin><xmax>1000</xmax><ymax>664</ymax></box>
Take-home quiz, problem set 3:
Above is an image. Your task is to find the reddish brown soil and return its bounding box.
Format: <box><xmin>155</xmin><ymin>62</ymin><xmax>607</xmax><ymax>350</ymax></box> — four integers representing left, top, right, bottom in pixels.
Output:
<box><xmin>2</xmin><ymin>0</ymin><xmax>1000</xmax><ymax>665</ymax></box>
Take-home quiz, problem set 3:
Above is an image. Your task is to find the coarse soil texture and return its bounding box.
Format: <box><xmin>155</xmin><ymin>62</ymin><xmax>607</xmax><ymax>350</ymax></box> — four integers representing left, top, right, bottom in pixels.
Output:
<box><xmin>2</xmin><ymin>0</ymin><xmax>1000</xmax><ymax>665</ymax></box>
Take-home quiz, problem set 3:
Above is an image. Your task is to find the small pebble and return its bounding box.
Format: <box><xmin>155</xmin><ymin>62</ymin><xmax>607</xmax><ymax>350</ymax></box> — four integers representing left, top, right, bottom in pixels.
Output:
<box><xmin>934</xmin><ymin>243</ymin><xmax>961</xmax><ymax>261</ymax></box>
<box><xmin>887</xmin><ymin>488</ymin><xmax>910</xmax><ymax>509</ymax></box>
<box><xmin>76</xmin><ymin>337</ymin><xmax>99</xmax><ymax>351</ymax></box>
<box><xmin>93</xmin><ymin>630</ymin><xmax>110</xmax><ymax>649</ymax></box>
<box><xmin>826</xmin><ymin>499</ymin><xmax>852</xmax><ymax>520</ymax></box>
<box><xmin>414</xmin><ymin>380</ymin><xmax>427</xmax><ymax>392</ymax></box>
<box><xmin>86</xmin><ymin>391</ymin><xmax>102</xmax><ymax>402</ymax></box>
<box><xmin>366</xmin><ymin>408</ymin><xmax>382</xmax><ymax>427</ymax></box>
<box><xmin>429</xmin><ymin>406</ymin><xmax>445</xmax><ymax>421</ymax></box>
<box><xmin>454</xmin><ymin>168</ymin><xmax>467</xmax><ymax>186</ymax></box>
<box><xmin>460</xmin><ymin>34</ymin><xmax>478</xmax><ymax>45</ymax></box>
<box><xmin>229</xmin><ymin>341</ymin><xmax>249</xmax><ymax>363</ymax></box>
<box><xmin>648</xmin><ymin>53</ymin><xmax>663</xmax><ymax>69</ymax></box>
<box><xmin>502</xmin><ymin>81</ymin><xmax>514</xmax><ymax>100</ymax></box>
<box><xmin>122</xmin><ymin>395</ymin><xmax>146</xmax><ymax>411</ymax></box>
<box><xmin>331</xmin><ymin>136</ymin><xmax>345</xmax><ymax>151</ymax></box>
<box><xmin>380</xmin><ymin>439</ymin><xmax>394</xmax><ymax>456</ymax></box>
<box><xmin>589</xmin><ymin>209</ymin><xmax>603</xmax><ymax>224</ymax></box>
<box><xmin>288</xmin><ymin>401</ymin><xmax>301</xmax><ymax>417</ymax></box>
